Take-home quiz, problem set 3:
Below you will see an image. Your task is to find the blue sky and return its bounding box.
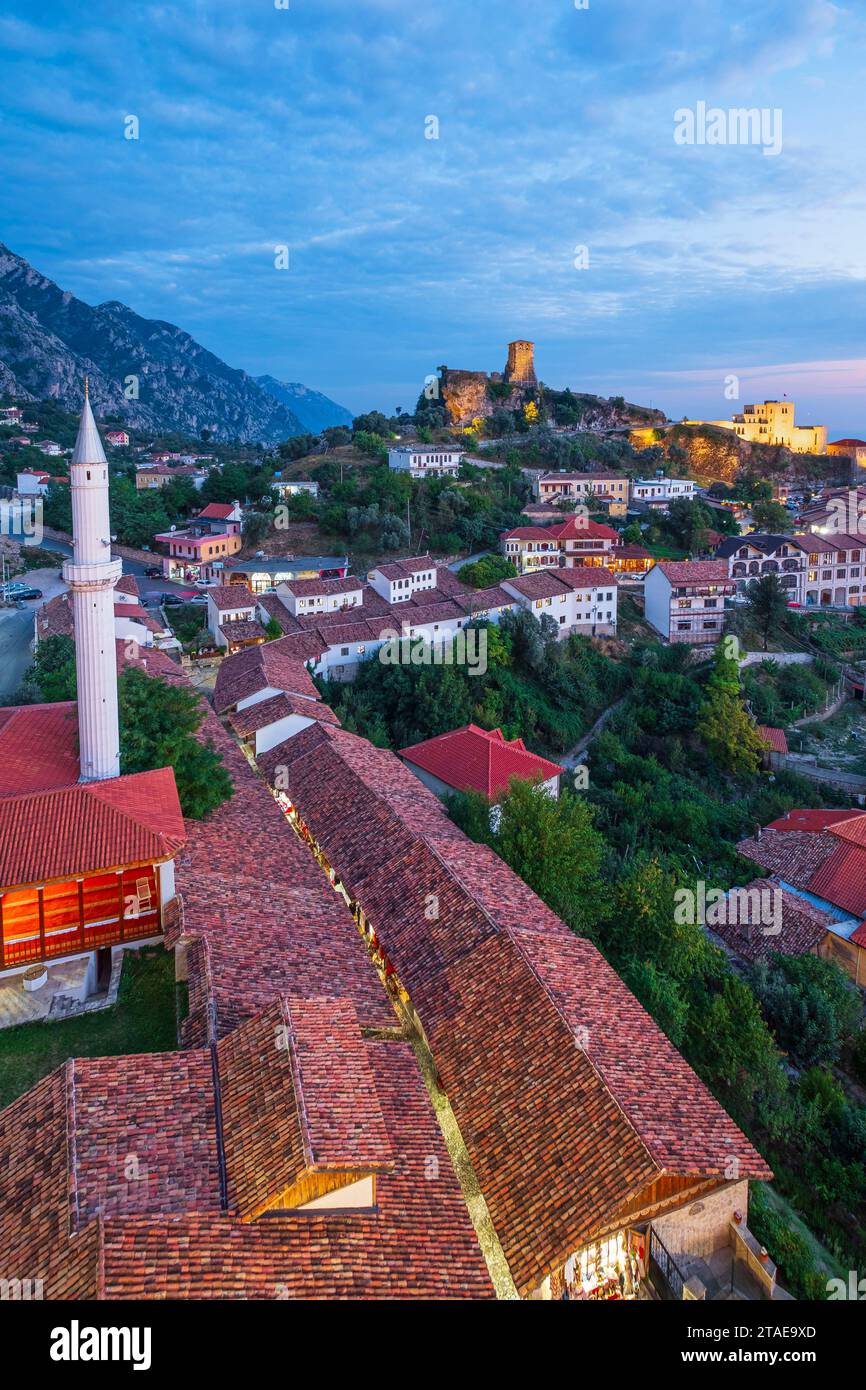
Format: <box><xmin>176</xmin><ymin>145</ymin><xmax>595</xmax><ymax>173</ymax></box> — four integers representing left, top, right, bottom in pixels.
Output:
<box><xmin>1</xmin><ymin>0</ymin><xmax>865</xmax><ymax>431</ymax></box>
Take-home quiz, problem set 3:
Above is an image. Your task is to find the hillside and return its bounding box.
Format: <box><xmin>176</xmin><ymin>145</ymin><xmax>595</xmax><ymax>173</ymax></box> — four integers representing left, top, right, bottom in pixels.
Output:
<box><xmin>255</xmin><ymin>375</ymin><xmax>353</xmax><ymax>432</ymax></box>
<box><xmin>0</xmin><ymin>243</ymin><xmax>322</xmax><ymax>444</ymax></box>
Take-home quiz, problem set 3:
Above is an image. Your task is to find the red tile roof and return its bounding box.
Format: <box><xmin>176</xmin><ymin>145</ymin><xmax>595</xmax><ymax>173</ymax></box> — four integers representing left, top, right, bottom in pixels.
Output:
<box><xmin>739</xmin><ymin>813</ymin><xmax>866</xmax><ymax>922</ymax></box>
<box><xmin>0</xmin><ymin>1025</ymin><xmax>494</xmax><ymax>1299</ymax></box>
<box><xmin>708</xmin><ymin>880</ymin><xmax>831</xmax><ymax>963</ymax></box>
<box><xmin>737</xmin><ymin>829</ymin><xmax>839</xmax><ymax>890</ymax></box>
<box><xmin>197</xmin><ymin>502</ymin><xmax>236</xmax><ymax>519</ymax></box>
<box><xmin>826</xmin><ymin>812</ymin><xmax>866</xmax><ymax>848</ymax></box>
<box><xmin>371</xmin><ymin>554</ymin><xmax>436</xmax><ymax>581</ymax></box>
<box><xmin>221</xmin><ymin>619</ymin><xmax>266</xmax><ymax>643</ymax></box>
<box><xmin>501</xmin><ymin>518</ymin><xmax>619</xmax><ymax>543</ymax></box>
<box><xmin>0</xmin><ymin>702</ymin><xmax>80</xmax><ymax>797</ymax></box>
<box><xmin>228</xmin><ymin>691</ymin><xmax>340</xmax><ymax>738</ymax></box>
<box><xmin>221</xmin><ymin>997</ymin><xmax>394</xmax><ymax>1222</ymax></box>
<box><xmin>657</xmin><ymin>560</ymin><xmax>731</xmax><ymax>585</ymax></box>
<box><xmin>0</xmin><ymin>766</ymin><xmax>185</xmax><ymax>888</ymax></box>
<box><xmin>401</xmin><ymin>724</ymin><xmax>562</xmax><ymax>799</ymax></box>
<box><xmin>213</xmin><ymin>639</ymin><xmax>321</xmax><ymax>711</ymax></box>
<box><xmin>209</xmin><ymin>584</ymin><xmax>256</xmax><ymax>612</ymax></box>
<box><xmin>808</xmin><ymin>843</ymin><xmax>866</xmax><ymax>920</ymax></box>
<box><xmin>265</xmin><ymin>723</ymin><xmax>770</xmax><ymax>1295</ymax></box>
<box><xmin>282</xmin><ymin>576</ymin><xmax>363</xmax><ymax>598</ymax></box>
<box><xmin>114</xmin><ymin>574</ymin><xmax>140</xmax><ymax>598</ymax></box>
<box><xmin>766</xmin><ymin>809</ymin><xmax>858</xmax><ymax>834</ymax></box>
<box><xmin>757</xmin><ymin>725</ymin><xmax>789</xmax><ymax>754</ymax></box>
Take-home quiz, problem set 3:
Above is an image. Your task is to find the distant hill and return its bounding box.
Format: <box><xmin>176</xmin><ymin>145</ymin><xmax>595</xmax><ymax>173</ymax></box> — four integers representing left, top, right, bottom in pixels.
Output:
<box><xmin>255</xmin><ymin>375</ymin><xmax>353</xmax><ymax>433</ymax></box>
<box><xmin>0</xmin><ymin>243</ymin><xmax>309</xmax><ymax>444</ymax></box>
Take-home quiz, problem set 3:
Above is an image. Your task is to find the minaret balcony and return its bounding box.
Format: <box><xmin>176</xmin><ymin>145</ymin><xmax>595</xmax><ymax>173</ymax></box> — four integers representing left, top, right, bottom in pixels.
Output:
<box><xmin>62</xmin><ymin>558</ymin><xmax>123</xmax><ymax>589</ymax></box>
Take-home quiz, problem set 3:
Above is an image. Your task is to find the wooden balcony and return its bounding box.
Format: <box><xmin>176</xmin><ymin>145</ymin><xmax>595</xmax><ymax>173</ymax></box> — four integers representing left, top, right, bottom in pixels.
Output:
<box><xmin>0</xmin><ymin>868</ymin><xmax>169</xmax><ymax>971</ymax></box>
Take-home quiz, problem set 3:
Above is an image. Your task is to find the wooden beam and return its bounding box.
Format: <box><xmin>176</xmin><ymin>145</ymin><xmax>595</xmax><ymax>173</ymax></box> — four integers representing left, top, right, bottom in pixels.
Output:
<box><xmin>37</xmin><ymin>887</ymin><xmax>46</xmax><ymax>962</ymax></box>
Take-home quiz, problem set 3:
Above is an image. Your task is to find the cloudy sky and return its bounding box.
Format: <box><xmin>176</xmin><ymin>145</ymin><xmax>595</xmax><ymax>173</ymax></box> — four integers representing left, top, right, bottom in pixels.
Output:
<box><xmin>1</xmin><ymin>0</ymin><xmax>865</xmax><ymax>431</ymax></box>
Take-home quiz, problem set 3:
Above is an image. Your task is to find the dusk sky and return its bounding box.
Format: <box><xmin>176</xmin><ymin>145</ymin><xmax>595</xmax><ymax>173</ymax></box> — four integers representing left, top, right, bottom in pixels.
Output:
<box><xmin>2</xmin><ymin>0</ymin><xmax>864</xmax><ymax>431</ymax></box>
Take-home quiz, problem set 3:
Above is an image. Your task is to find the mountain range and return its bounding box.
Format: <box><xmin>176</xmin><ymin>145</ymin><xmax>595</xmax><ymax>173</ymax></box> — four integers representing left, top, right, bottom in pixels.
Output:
<box><xmin>0</xmin><ymin>243</ymin><xmax>352</xmax><ymax>443</ymax></box>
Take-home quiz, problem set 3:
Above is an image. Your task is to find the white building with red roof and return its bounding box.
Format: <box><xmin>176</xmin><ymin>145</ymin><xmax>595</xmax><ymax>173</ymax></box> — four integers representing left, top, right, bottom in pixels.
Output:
<box><xmin>206</xmin><ymin>584</ymin><xmax>267</xmax><ymax>651</ymax></box>
<box><xmin>400</xmin><ymin>724</ymin><xmax>562</xmax><ymax>801</ymax></box>
<box><xmin>501</xmin><ymin>515</ymin><xmax>622</xmax><ymax>573</ymax></box>
<box><xmin>502</xmin><ymin>566</ymin><xmax>618</xmax><ymax>636</ymax></box>
<box><xmin>15</xmin><ymin>468</ymin><xmax>51</xmax><ymax>496</ymax></box>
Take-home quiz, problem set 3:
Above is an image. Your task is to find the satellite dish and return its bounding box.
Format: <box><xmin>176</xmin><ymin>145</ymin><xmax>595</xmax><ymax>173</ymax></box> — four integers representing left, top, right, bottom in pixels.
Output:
<box><xmin>170</xmin><ymin>524</ymin><xmax>176</xmax><ymax>532</ymax></box>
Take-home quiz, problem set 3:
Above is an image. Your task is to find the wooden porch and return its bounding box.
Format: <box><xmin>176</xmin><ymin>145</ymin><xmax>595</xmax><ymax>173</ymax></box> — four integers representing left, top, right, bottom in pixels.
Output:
<box><xmin>0</xmin><ymin>866</ymin><xmax>169</xmax><ymax>971</ymax></box>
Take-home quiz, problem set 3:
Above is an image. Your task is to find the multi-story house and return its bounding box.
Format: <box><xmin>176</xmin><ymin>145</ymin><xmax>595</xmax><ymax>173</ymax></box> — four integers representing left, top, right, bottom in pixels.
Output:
<box><xmin>644</xmin><ymin>560</ymin><xmax>733</xmax><ymax>645</ymax></box>
<box><xmin>154</xmin><ymin>502</ymin><xmax>244</xmax><ymax>580</ymax></box>
<box><xmin>501</xmin><ymin>516</ymin><xmax>621</xmax><ymax>572</ymax></box>
<box><xmin>501</xmin><ymin>567</ymin><xmax>618</xmax><ymax>636</ymax></box>
<box><xmin>388</xmin><ymin>444</ymin><xmax>464</xmax><ymax>478</ymax></box>
<box><xmin>104</xmin><ymin>430</ymin><xmax>130</xmax><ymax>447</ymax></box>
<box><xmin>715</xmin><ymin>534</ymin><xmax>809</xmax><ymax>602</ymax></box>
<box><xmin>537</xmin><ymin>471</ymin><xmax>629</xmax><ymax>515</ymax></box>
<box><xmin>277</xmin><ymin>575</ymin><xmax>364</xmax><ymax>618</ymax></box>
<box><xmin>368</xmin><ymin>554</ymin><xmax>438</xmax><ymax>603</ymax></box>
<box><xmin>206</xmin><ymin>584</ymin><xmax>267</xmax><ymax>651</ymax></box>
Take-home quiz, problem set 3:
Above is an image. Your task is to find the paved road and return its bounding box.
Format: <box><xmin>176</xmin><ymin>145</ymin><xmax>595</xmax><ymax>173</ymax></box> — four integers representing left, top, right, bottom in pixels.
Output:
<box><xmin>0</xmin><ymin>543</ymin><xmax>193</xmax><ymax>703</ymax></box>
<box><xmin>0</xmin><ymin>566</ymin><xmax>69</xmax><ymax>701</ymax></box>
<box><xmin>38</xmin><ymin>536</ymin><xmax>192</xmax><ymax>602</ymax></box>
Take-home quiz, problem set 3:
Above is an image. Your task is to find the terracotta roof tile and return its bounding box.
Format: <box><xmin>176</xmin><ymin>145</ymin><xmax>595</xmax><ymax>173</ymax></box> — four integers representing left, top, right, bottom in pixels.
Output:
<box><xmin>0</xmin><ymin>767</ymin><xmax>185</xmax><ymax>888</ymax></box>
<box><xmin>401</xmin><ymin>723</ymin><xmax>562</xmax><ymax>799</ymax></box>
<box><xmin>0</xmin><ymin>702</ymin><xmax>80</xmax><ymax>796</ymax></box>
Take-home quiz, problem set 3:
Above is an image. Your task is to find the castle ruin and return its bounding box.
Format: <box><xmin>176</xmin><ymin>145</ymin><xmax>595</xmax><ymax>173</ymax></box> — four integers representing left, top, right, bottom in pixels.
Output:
<box><xmin>504</xmin><ymin>340</ymin><xmax>537</xmax><ymax>387</ymax></box>
<box><xmin>437</xmin><ymin>339</ymin><xmax>538</xmax><ymax>426</ymax></box>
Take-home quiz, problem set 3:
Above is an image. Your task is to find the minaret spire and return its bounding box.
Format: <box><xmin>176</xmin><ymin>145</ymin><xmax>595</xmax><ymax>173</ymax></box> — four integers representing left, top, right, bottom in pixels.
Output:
<box><xmin>62</xmin><ymin>385</ymin><xmax>122</xmax><ymax>781</ymax></box>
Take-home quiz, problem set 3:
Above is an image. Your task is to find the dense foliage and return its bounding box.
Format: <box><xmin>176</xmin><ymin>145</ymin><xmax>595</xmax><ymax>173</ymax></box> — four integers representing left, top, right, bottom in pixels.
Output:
<box><xmin>320</xmin><ymin>610</ymin><xmax>627</xmax><ymax>754</ymax></box>
<box><xmin>118</xmin><ymin>668</ymin><xmax>233</xmax><ymax>818</ymax></box>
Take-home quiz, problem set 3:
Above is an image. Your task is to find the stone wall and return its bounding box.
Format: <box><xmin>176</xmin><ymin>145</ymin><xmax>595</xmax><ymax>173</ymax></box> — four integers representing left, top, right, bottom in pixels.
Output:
<box><xmin>651</xmin><ymin>1179</ymin><xmax>749</xmax><ymax>1261</ymax></box>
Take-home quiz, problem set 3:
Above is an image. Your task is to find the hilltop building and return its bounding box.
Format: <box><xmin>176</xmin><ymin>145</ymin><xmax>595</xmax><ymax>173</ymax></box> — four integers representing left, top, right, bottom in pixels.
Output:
<box><xmin>689</xmin><ymin>401</ymin><xmax>827</xmax><ymax>454</ymax></box>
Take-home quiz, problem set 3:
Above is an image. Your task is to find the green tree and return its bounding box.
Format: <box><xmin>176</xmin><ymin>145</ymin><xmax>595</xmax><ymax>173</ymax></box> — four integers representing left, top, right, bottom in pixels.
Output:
<box><xmin>751</xmin><ymin>500</ymin><xmax>791</xmax><ymax>531</ymax></box>
<box><xmin>695</xmin><ymin>648</ymin><xmax>765</xmax><ymax>775</ymax></box>
<box><xmin>118</xmin><ymin>668</ymin><xmax>232</xmax><ymax>819</ymax></box>
<box><xmin>27</xmin><ymin>634</ymin><xmax>77</xmax><ymax>702</ymax></box>
<box><xmin>457</xmin><ymin>554</ymin><xmax>518</xmax><ymax>588</ymax></box>
<box><xmin>492</xmin><ymin>779</ymin><xmax>606</xmax><ymax>937</ymax></box>
<box><xmin>746</xmin><ymin>573</ymin><xmax>789</xmax><ymax>651</ymax></box>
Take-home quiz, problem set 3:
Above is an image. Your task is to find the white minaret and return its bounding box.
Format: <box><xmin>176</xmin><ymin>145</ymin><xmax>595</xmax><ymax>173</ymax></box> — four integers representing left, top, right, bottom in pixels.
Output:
<box><xmin>62</xmin><ymin>382</ymin><xmax>122</xmax><ymax>781</ymax></box>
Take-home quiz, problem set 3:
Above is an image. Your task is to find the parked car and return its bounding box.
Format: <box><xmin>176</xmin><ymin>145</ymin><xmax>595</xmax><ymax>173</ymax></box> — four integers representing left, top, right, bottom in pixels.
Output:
<box><xmin>4</xmin><ymin>585</ymin><xmax>43</xmax><ymax>600</ymax></box>
<box><xmin>159</xmin><ymin>590</ymin><xmax>198</xmax><ymax>605</ymax></box>
<box><xmin>144</xmin><ymin>565</ymin><xmax>163</xmax><ymax>579</ymax></box>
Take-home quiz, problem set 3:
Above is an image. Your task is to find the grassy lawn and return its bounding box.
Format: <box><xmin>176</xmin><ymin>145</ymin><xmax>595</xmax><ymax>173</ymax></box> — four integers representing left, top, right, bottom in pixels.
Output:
<box><xmin>0</xmin><ymin>947</ymin><xmax>185</xmax><ymax>1112</ymax></box>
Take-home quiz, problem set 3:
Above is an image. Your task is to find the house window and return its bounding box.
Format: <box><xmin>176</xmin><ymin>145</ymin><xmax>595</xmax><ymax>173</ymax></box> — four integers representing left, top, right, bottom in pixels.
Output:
<box><xmin>340</xmin><ymin>647</ymin><xmax>349</xmax><ymax>656</ymax></box>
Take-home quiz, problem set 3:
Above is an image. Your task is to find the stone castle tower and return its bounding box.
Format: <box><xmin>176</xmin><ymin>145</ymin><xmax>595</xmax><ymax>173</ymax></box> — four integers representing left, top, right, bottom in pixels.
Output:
<box><xmin>504</xmin><ymin>340</ymin><xmax>537</xmax><ymax>387</ymax></box>
<box><xmin>62</xmin><ymin>384</ymin><xmax>123</xmax><ymax>781</ymax></box>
